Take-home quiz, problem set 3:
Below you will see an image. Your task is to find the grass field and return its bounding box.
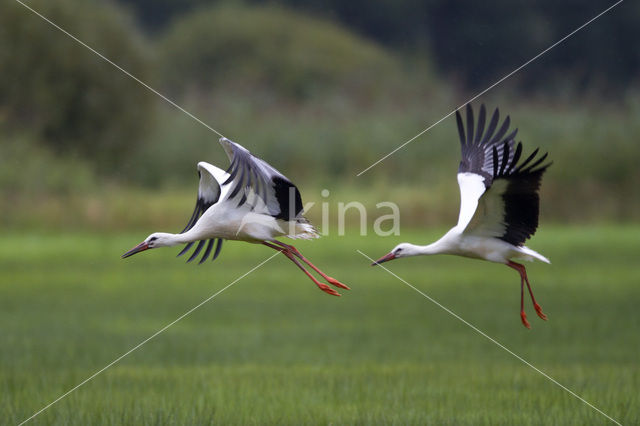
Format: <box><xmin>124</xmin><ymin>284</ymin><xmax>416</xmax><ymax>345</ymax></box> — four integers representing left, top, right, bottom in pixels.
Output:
<box><xmin>2</xmin><ymin>226</ymin><xmax>639</xmax><ymax>424</ymax></box>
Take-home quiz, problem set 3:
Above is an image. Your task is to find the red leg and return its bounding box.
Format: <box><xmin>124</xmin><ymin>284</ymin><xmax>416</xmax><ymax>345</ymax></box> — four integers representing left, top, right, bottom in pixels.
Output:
<box><xmin>507</xmin><ymin>261</ymin><xmax>546</xmax><ymax>327</ymax></box>
<box><xmin>524</xmin><ymin>273</ymin><xmax>547</xmax><ymax>320</ymax></box>
<box><xmin>270</xmin><ymin>241</ymin><xmax>350</xmax><ymax>290</ymax></box>
<box><xmin>519</xmin><ymin>269</ymin><xmax>530</xmax><ymax>329</ymax></box>
<box><xmin>263</xmin><ymin>242</ymin><xmax>340</xmax><ymax>296</ymax></box>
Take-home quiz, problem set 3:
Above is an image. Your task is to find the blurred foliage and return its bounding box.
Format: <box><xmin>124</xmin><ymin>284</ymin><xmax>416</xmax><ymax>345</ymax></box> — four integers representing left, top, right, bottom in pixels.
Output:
<box><xmin>116</xmin><ymin>0</ymin><xmax>640</xmax><ymax>93</ymax></box>
<box><xmin>124</xmin><ymin>4</ymin><xmax>441</xmax><ymax>187</ymax></box>
<box><xmin>159</xmin><ymin>5</ymin><xmax>400</xmax><ymax>100</ymax></box>
<box><xmin>1</xmin><ymin>1</ymin><xmax>640</xmax><ymax>227</ymax></box>
<box><xmin>423</xmin><ymin>0</ymin><xmax>640</xmax><ymax>93</ymax></box>
<box><xmin>0</xmin><ymin>0</ymin><xmax>154</xmax><ymax>171</ymax></box>
<box><xmin>0</xmin><ymin>126</ymin><xmax>96</xmax><ymax>197</ymax></box>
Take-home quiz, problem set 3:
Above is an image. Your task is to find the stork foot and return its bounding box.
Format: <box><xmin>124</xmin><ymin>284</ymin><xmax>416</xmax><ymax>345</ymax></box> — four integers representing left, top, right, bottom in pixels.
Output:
<box><xmin>317</xmin><ymin>283</ymin><xmax>341</xmax><ymax>297</ymax></box>
<box><xmin>534</xmin><ymin>303</ymin><xmax>547</xmax><ymax>320</ymax></box>
<box><xmin>520</xmin><ymin>311</ymin><xmax>531</xmax><ymax>329</ymax></box>
<box><xmin>326</xmin><ymin>277</ymin><xmax>350</xmax><ymax>290</ymax></box>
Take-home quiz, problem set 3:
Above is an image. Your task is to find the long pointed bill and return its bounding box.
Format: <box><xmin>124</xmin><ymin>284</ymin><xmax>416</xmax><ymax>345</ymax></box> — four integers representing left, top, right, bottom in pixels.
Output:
<box><xmin>121</xmin><ymin>241</ymin><xmax>149</xmax><ymax>258</ymax></box>
<box><xmin>371</xmin><ymin>252</ymin><xmax>395</xmax><ymax>266</ymax></box>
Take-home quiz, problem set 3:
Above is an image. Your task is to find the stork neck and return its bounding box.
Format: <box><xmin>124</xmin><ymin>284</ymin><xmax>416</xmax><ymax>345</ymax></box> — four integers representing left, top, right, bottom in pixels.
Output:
<box><xmin>174</xmin><ymin>229</ymin><xmax>201</xmax><ymax>244</ymax></box>
<box><xmin>156</xmin><ymin>231</ymin><xmax>198</xmax><ymax>247</ymax></box>
<box><xmin>416</xmin><ymin>242</ymin><xmax>444</xmax><ymax>255</ymax></box>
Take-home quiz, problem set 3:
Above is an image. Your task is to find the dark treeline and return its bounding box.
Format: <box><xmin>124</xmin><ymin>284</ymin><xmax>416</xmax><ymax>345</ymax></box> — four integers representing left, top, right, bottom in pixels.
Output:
<box><xmin>116</xmin><ymin>0</ymin><xmax>639</xmax><ymax>94</ymax></box>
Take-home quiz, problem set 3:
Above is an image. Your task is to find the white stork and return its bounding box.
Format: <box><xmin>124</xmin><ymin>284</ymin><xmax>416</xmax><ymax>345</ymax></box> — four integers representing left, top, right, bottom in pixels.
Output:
<box><xmin>373</xmin><ymin>104</ymin><xmax>551</xmax><ymax>328</ymax></box>
<box><xmin>122</xmin><ymin>137</ymin><xmax>349</xmax><ymax>296</ymax></box>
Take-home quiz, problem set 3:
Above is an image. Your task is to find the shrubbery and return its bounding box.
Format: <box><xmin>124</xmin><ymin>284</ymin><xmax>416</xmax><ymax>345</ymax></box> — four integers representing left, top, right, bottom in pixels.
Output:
<box><xmin>1</xmin><ymin>1</ymin><xmax>640</xmax><ymax>224</ymax></box>
<box><xmin>0</xmin><ymin>0</ymin><xmax>153</xmax><ymax>172</ymax></box>
<box><xmin>159</xmin><ymin>5</ymin><xmax>400</xmax><ymax>100</ymax></box>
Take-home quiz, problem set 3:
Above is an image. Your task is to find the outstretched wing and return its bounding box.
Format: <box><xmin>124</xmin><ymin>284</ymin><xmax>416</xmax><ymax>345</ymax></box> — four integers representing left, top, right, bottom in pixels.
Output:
<box><xmin>455</xmin><ymin>104</ymin><xmax>551</xmax><ymax>246</ymax></box>
<box><xmin>218</xmin><ymin>137</ymin><xmax>303</xmax><ymax>221</ymax></box>
<box><xmin>455</xmin><ymin>104</ymin><xmax>517</xmax><ymax>230</ymax></box>
<box><xmin>457</xmin><ymin>103</ymin><xmax>518</xmax><ymax>186</ymax></box>
<box><xmin>176</xmin><ymin>161</ymin><xmax>226</xmax><ymax>264</ymax></box>
<box><xmin>467</xmin><ymin>143</ymin><xmax>551</xmax><ymax>246</ymax></box>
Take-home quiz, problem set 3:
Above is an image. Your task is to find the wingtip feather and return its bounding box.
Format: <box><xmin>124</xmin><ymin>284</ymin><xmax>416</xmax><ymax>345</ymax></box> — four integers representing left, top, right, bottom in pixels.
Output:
<box><xmin>456</xmin><ymin>109</ymin><xmax>466</xmax><ymax>146</ymax></box>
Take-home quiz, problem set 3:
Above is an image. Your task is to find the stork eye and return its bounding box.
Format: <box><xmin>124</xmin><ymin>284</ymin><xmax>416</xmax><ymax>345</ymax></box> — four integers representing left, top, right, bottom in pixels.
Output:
<box><xmin>149</xmin><ymin>236</ymin><xmax>158</xmax><ymax>242</ymax></box>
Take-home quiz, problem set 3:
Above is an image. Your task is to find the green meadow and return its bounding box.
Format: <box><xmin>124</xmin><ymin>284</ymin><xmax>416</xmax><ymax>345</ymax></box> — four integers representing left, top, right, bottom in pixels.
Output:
<box><xmin>2</xmin><ymin>226</ymin><xmax>638</xmax><ymax>425</ymax></box>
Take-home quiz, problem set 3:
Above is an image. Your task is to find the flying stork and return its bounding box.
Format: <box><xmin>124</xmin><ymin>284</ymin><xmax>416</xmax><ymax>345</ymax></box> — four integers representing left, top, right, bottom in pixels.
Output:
<box><xmin>122</xmin><ymin>137</ymin><xmax>349</xmax><ymax>296</ymax></box>
<box><xmin>373</xmin><ymin>104</ymin><xmax>551</xmax><ymax>328</ymax></box>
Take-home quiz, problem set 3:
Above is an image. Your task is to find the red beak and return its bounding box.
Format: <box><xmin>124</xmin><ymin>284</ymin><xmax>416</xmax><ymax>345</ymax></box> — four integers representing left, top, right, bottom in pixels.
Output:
<box><xmin>121</xmin><ymin>241</ymin><xmax>150</xmax><ymax>258</ymax></box>
<box><xmin>371</xmin><ymin>252</ymin><xmax>395</xmax><ymax>266</ymax></box>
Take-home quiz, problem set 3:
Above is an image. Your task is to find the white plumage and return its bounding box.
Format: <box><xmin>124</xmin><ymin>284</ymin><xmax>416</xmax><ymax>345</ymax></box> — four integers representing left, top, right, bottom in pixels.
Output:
<box><xmin>122</xmin><ymin>137</ymin><xmax>349</xmax><ymax>296</ymax></box>
<box><xmin>373</xmin><ymin>104</ymin><xmax>551</xmax><ymax>328</ymax></box>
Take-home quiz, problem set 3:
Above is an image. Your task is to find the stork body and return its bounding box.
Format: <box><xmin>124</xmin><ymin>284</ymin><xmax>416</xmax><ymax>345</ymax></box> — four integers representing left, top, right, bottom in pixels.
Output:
<box><xmin>374</xmin><ymin>104</ymin><xmax>551</xmax><ymax>328</ymax></box>
<box><xmin>402</xmin><ymin>229</ymin><xmax>548</xmax><ymax>264</ymax></box>
<box><xmin>122</xmin><ymin>137</ymin><xmax>349</xmax><ymax>296</ymax></box>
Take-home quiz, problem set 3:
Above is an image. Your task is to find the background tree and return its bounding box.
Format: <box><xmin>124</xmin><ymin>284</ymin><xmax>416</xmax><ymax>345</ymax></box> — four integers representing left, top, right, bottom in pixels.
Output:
<box><xmin>0</xmin><ymin>0</ymin><xmax>154</xmax><ymax>171</ymax></box>
<box><xmin>117</xmin><ymin>0</ymin><xmax>640</xmax><ymax>93</ymax></box>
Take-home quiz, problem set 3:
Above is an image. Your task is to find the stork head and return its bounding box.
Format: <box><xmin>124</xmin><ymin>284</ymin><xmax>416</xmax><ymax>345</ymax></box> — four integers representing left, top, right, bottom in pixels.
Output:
<box><xmin>121</xmin><ymin>232</ymin><xmax>176</xmax><ymax>258</ymax></box>
<box><xmin>371</xmin><ymin>243</ymin><xmax>420</xmax><ymax>266</ymax></box>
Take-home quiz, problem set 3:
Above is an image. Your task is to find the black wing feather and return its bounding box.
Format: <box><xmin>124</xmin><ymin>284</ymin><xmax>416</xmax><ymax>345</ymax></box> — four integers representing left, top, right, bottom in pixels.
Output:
<box><xmin>181</xmin><ymin>238</ymin><xmax>224</xmax><ymax>265</ymax></box>
<box><xmin>492</xmin><ymin>146</ymin><xmax>499</xmax><ymax>178</ymax></box>
<box><xmin>212</xmin><ymin>239</ymin><xmax>223</xmax><ymax>261</ymax></box>
<box><xmin>457</xmin><ymin>104</ymin><xmax>518</xmax><ymax>186</ymax></box>
<box><xmin>459</xmin><ymin>104</ymin><xmax>551</xmax><ymax>246</ymax></box>
<box><xmin>180</xmin><ymin>198</ymin><xmax>203</xmax><ymax>234</ymax></box>
<box><xmin>186</xmin><ymin>240</ymin><xmax>206</xmax><ymax>263</ymax></box>
<box><xmin>222</xmin><ymin>158</ymin><xmax>238</xmax><ymax>185</ymax></box>
<box><xmin>177</xmin><ymin>241</ymin><xmax>195</xmax><ymax>257</ymax></box>
<box><xmin>519</xmin><ymin>152</ymin><xmax>549</xmax><ymax>173</ymax></box>
<box><xmin>498</xmin><ymin>142</ymin><xmax>509</xmax><ymax>176</ymax></box>
<box><xmin>465</xmin><ymin>104</ymin><xmax>474</xmax><ymax>145</ymax></box>
<box><xmin>457</xmin><ymin>110</ymin><xmax>467</xmax><ymax>147</ymax></box>
<box><xmin>474</xmin><ymin>104</ymin><xmax>486</xmax><ymax>144</ymax></box>
<box><xmin>227</xmin><ymin>162</ymin><xmax>245</xmax><ymax>199</ymax></box>
<box><xmin>482</xmin><ymin>108</ymin><xmax>500</xmax><ymax>145</ymax></box>
<box><xmin>515</xmin><ymin>148</ymin><xmax>539</xmax><ymax>171</ymax></box>
<box><xmin>497</xmin><ymin>165</ymin><xmax>550</xmax><ymax>245</ymax></box>
<box><xmin>198</xmin><ymin>239</ymin><xmax>214</xmax><ymax>265</ymax></box>
<box><xmin>177</xmin><ymin>165</ymin><xmax>222</xmax><ymax>260</ymax></box>
<box><xmin>489</xmin><ymin>116</ymin><xmax>510</xmax><ymax>145</ymax></box>
<box><xmin>505</xmin><ymin>142</ymin><xmax>522</xmax><ymax>175</ymax></box>
<box><xmin>220</xmin><ymin>138</ymin><xmax>304</xmax><ymax>221</ymax></box>
<box><xmin>491</xmin><ymin>141</ymin><xmax>550</xmax><ymax>246</ymax></box>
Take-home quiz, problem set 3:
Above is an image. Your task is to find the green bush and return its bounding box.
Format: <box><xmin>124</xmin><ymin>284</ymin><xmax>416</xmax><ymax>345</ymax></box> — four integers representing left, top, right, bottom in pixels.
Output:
<box><xmin>0</xmin><ymin>0</ymin><xmax>154</xmax><ymax>171</ymax></box>
<box><xmin>0</xmin><ymin>128</ymin><xmax>95</xmax><ymax>197</ymax></box>
<box><xmin>159</xmin><ymin>5</ymin><xmax>400</xmax><ymax>100</ymax></box>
